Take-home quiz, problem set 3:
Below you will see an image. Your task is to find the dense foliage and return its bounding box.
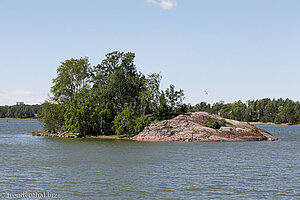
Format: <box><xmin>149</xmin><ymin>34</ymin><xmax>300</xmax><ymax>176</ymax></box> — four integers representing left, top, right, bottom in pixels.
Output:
<box><xmin>188</xmin><ymin>98</ymin><xmax>300</xmax><ymax>124</ymax></box>
<box><xmin>39</xmin><ymin>51</ymin><xmax>186</xmax><ymax>135</ymax></box>
<box><xmin>0</xmin><ymin>104</ymin><xmax>41</xmax><ymax>118</ymax></box>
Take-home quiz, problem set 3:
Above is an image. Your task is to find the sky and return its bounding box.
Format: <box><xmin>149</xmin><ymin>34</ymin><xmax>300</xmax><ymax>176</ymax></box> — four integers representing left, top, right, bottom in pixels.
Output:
<box><xmin>1</xmin><ymin>0</ymin><xmax>300</xmax><ymax>105</ymax></box>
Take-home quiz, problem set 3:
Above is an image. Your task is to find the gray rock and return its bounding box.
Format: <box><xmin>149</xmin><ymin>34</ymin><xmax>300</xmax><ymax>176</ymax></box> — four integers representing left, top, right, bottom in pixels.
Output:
<box><xmin>132</xmin><ymin>112</ymin><xmax>278</xmax><ymax>142</ymax></box>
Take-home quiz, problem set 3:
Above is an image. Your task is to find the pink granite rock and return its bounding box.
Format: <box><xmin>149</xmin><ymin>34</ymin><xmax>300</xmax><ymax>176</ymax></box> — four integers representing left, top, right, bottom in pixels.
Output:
<box><xmin>132</xmin><ymin>112</ymin><xmax>278</xmax><ymax>142</ymax></box>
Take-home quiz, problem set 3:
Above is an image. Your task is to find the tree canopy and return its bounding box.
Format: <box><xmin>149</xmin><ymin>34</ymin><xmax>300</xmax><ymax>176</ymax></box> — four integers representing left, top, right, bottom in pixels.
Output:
<box><xmin>39</xmin><ymin>51</ymin><xmax>186</xmax><ymax>135</ymax></box>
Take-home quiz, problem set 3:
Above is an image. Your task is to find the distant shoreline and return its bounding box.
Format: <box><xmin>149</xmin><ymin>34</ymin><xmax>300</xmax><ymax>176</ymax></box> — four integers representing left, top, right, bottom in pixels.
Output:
<box><xmin>250</xmin><ymin>122</ymin><xmax>300</xmax><ymax>126</ymax></box>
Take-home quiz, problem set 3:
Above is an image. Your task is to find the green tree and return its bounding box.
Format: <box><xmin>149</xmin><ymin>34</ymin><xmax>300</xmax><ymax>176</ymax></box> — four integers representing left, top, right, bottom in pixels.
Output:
<box><xmin>92</xmin><ymin>51</ymin><xmax>145</xmax><ymax>111</ymax></box>
<box><xmin>49</xmin><ymin>57</ymin><xmax>92</xmax><ymax>133</ymax></box>
<box><xmin>155</xmin><ymin>92</ymin><xmax>170</xmax><ymax>120</ymax></box>
<box><xmin>138</xmin><ymin>73</ymin><xmax>161</xmax><ymax>115</ymax></box>
<box><xmin>165</xmin><ymin>84</ymin><xmax>185</xmax><ymax>116</ymax></box>
<box><xmin>51</xmin><ymin>57</ymin><xmax>91</xmax><ymax>103</ymax></box>
<box><xmin>39</xmin><ymin>102</ymin><xmax>64</xmax><ymax>133</ymax></box>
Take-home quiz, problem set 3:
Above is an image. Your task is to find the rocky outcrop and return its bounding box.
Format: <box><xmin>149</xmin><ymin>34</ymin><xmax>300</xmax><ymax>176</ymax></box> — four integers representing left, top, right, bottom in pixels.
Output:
<box><xmin>132</xmin><ymin>112</ymin><xmax>278</xmax><ymax>142</ymax></box>
<box><xmin>32</xmin><ymin>132</ymin><xmax>85</xmax><ymax>138</ymax></box>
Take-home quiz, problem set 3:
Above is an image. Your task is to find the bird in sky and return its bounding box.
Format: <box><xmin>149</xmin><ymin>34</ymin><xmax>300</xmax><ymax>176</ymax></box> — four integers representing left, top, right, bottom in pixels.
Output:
<box><xmin>204</xmin><ymin>90</ymin><xmax>208</xmax><ymax>95</ymax></box>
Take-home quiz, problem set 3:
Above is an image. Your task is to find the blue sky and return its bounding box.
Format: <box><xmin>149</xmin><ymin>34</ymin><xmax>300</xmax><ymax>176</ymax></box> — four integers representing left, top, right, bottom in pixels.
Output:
<box><xmin>1</xmin><ymin>0</ymin><xmax>300</xmax><ymax>105</ymax></box>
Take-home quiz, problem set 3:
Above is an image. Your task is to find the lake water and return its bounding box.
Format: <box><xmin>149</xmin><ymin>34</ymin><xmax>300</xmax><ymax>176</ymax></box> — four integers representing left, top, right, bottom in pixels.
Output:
<box><xmin>0</xmin><ymin>119</ymin><xmax>299</xmax><ymax>199</ymax></box>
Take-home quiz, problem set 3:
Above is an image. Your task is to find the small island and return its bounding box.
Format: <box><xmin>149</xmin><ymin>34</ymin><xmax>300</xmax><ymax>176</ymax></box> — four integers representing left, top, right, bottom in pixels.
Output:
<box><xmin>28</xmin><ymin>111</ymin><xmax>278</xmax><ymax>142</ymax></box>
<box><xmin>32</xmin><ymin>51</ymin><xmax>278</xmax><ymax>142</ymax></box>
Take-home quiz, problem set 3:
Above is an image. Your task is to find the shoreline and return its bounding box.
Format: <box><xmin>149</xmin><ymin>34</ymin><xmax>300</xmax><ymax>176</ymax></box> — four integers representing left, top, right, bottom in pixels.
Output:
<box><xmin>21</xmin><ymin>131</ymin><xmax>278</xmax><ymax>142</ymax></box>
<box><xmin>22</xmin><ymin>132</ymin><xmax>276</xmax><ymax>142</ymax></box>
<box><xmin>21</xmin><ymin>132</ymin><xmax>130</xmax><ymax>140</ymax></box>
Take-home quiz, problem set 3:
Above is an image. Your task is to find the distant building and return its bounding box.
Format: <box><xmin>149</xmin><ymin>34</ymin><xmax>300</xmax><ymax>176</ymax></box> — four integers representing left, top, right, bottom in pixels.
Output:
<box><xmin>16</xmin><ymin>102</ymin><xmax>25</xmax><ymax>105</ymax></box>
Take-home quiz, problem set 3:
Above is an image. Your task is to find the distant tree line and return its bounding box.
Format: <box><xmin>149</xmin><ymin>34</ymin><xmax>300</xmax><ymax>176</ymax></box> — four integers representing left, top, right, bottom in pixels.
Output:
<box><xmin>0</xmin><ymin>104</ymin><xmax>41</xmax><ymax>118</ymax></box>
<box><xmin>39</xmin><ymin>51</ymin><xmax>186</xmax><ymax>135</ymax></box>
<box><xmin>187</xmin><ymin>98</ymin><xmax>300</xmax><ymax>124</ymax></box>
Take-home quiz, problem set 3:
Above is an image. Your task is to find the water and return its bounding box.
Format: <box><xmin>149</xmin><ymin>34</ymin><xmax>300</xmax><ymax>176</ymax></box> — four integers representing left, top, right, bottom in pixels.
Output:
<box><xmin>0</xmin><ymin>119</ymin><xmax>299</xmax><ymax>199</ymax></box>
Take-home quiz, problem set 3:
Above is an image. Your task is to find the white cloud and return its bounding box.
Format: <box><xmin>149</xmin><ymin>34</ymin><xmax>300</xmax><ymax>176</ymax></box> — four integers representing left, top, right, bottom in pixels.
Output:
<box><xmin>146</xmin><ymin>0</ymin><xmax>177</xmax><ymax>10</ymax></box>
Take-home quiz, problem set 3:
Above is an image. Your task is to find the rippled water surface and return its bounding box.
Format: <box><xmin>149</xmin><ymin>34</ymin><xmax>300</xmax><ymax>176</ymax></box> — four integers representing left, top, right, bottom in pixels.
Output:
<box><xmin>0</xmin><ymin>119</ymin><xmax>299</xmax><ymax>199</ymax></box>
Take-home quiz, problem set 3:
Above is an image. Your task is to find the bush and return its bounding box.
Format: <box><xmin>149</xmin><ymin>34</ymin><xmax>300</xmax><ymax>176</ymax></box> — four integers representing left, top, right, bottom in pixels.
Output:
<box><xmin>205</xmin><ymin>119</ymin><xmax>227</xmax><ymax>129</ymax></box>
<box><xmin>251</xmin><ymin>128</ymin><xmax>261</xmax><ymax>134</ymax></box>
<box><xmin>220</xmin><ymin>119</ymin><xmax>227</xmax><ymax>126</ymax></box>
<box><xmin>113</xmin><ymin>106</ymin><xmax>136</xmax><ymax>137</ymax></box>
<box><xmin>113</xmin><ymin>106</ymin><xmax>150</xmax><ymax>137</ymax></box>
<box><xmin>134</xmin><ymin>116</ymin><xmax>150</xmax><ymax>133</ymax></box>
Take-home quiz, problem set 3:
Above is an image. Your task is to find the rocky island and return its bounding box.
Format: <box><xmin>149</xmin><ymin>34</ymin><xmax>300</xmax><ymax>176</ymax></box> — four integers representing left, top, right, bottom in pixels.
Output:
<box><xmin>132</xmin><ymin>112</ymin><xmax>278</xmax><ymax>142</ymax></box>
<box><xmin>28</xmin><ymin>111</ymin><xmax>278</xmax><ymax>142</ymax></box>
